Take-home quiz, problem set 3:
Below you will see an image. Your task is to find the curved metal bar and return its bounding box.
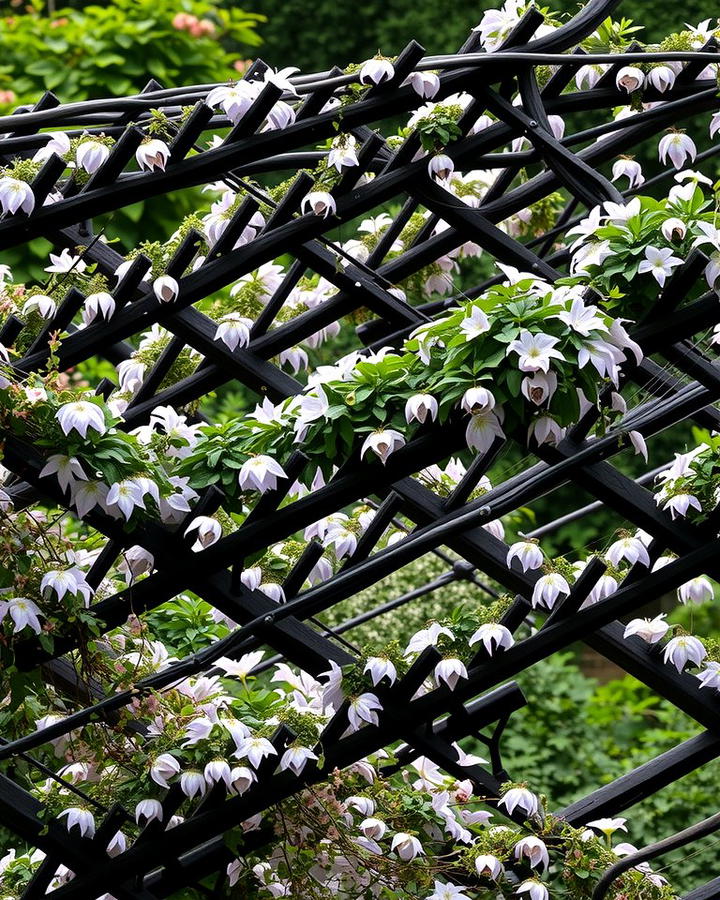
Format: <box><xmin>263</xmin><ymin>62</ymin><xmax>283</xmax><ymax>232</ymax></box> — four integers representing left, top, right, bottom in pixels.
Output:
<box><xmin>1</xmin><ymin>4</ymin><xmax>720</xmax><ymax>895</ymax></box>
<box><xmin>0</xmin><ymin>52</ymin><xmax>718</xmax><ymax>131</ymax></box>
<box><xmin>592</xmin><ymin>812</ymin><xmax>720</xmax><ymax>900</ymax></box>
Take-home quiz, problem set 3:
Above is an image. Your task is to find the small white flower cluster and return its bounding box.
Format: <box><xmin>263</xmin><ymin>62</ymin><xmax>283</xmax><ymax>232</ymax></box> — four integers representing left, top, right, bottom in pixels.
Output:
<box><xmin>0</xmin><ymin>553</ymin><xmax>97</xmax><ymax>637</ymax></box>
<box><xmin>39</xmin><ymin>400</ymin><xmax>200</xmax><ymax>523</ymax></box>
<box><xmin>509</xmin><ymin>523</ymin><xmax>719</xmax><ymax>692</ymax></box>
<box><xmin>0</xmin><ymin>130</ymin><xmax>173</xmax><ymax>222</ymax></box>
<box><xmin>472</xmin><ymin>0</ymin><xmax>556</xmax><ymax>51</ymax></box>
<box><xmin>569</xmin><ymin>174</ymin><xmax>720</xmax><ymax>293</ymax></box>
<box><xmin>653</xmin><ymin>444</ymin><xmax>708</xmax><ymax>520</ymax></box>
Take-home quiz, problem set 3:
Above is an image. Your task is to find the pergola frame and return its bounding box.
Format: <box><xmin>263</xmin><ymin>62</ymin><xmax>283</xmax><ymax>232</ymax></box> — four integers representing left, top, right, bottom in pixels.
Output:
<box><xmin>1</xmin><ymin>0</ymin><xmax>720</xmax><ymax>896</ymax></box>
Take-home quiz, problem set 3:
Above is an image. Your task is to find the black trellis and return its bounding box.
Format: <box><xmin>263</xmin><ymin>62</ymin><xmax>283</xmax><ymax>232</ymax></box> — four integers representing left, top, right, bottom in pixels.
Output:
<box><xmin>2</xmin><ymin>0</ymin><xmax>720</xmax><ymax>896</ymax></box>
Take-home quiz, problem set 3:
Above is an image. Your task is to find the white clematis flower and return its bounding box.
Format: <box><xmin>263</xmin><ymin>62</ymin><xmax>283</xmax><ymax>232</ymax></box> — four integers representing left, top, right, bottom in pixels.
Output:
<box><xmin>279</xmin><ymin>746</ymin><xmax>318</xmax><ymax>776</ymax></box>
<box><xmin>611</xmin><ymin>158</ymin><xmax>644</xmax><ymax>189</ymax></box>
<box><xmin>238</xmin><ymin>455</ymin><xmax>287</xmax><ymax>493</ymax></box>
<box><xmin>637</xmin><ymin>246</ymin><xmax>683</xmax><ymax>287</ymax></box>
<box><xmin>606</xmin><ymin>534</ymin><xmax>650</xmax><ymax>568</ymax></box>
<box><xmin>364</xmin><ymin>656</ymin><xmax>397</xmax><ymax>686</ymax></box>
<box><xmin>301</xmin><ymin>191</ymin><xmax>336</xmax><ymax>218</ymax></box>
<box><xmin>663</xmin><ymin>635</ymin><xmax>707</xmax><ymax>672</ymax></box>
<box><xmin>361</xmin><ymin>428</ymin><xmax>405</xmax><ymax>464</ymax></box>
<box><xmin>135</xmin><ymin>799</ymin><xmax>163</xmax><ymax>824</ymax></box>
<box><xmin>150</xmin><ymin>753</ymin><xmax>181</xmax><ymax>788</ymax></box>
<box><xmin>390</xmin><ymin>832</ymin><xmax>424</xmax><ymax>861</ymax></box>
<box><xmin>82</xmin><ymin>291</ymin><xmax>115</xmax><ymax>325</ymax></box>
<box><xmin>514</xmin><ymin>836</ymin><xmax>550</xmax><ymax>869</ymax></box>
<box><xmin>1</xmin><ymin>597</ymin><xmax>43</xmax><ymax>634</ymax></box>
<box><xmin>235</xmin><ymin>735</ymin><xmax>278</xmax><ymax>769</ymax></box>
<box><xmin>507</xmin><ymin>330</ymin><xmax>565</xmax><ymax>372</ymax></box>
<box><xmin>531</xmin><ymin>573</ymin><xmax>570</xmax><ymax>610</ymax></box>
<box><xmin>136</xmin><ymin>139</ymin><xmax>170</xmax><ymax>171</ymax></box>
<box><xmin>58</xmin><ymin>807</ymin><xmax>95</xmax><ymax>838</ymax></box>
<box><xmin>678</xmin><ymin>575</ymin><xmax>714</xmax><ymax>605</ymax></box>
<box><xmin>469</xmin><ymin>622</ymin><xmax>514</xmax><ymax>655</ymax></box>
<box><xmin>500</xmin><ymin>786</ymin><xmax>539</xmax><ymax>818</ymax></box>
<box><xmin>56</xmin><ymin>401</ymin><xmax>107</xmax><ymax>438</ymax></box>
<box><xmin>76</xmin><ymin>140</ymin><xmax>110</xmax><ymax>173</ymax></box>
<box><xmin>624</xmin><ymin>613</ymin><xmax>670</xmax><ymax>644</ymax></box>
<box><xmin>405</xmin><ymin>393</ymin><xmax>438</xmax><ymax>425</ymax></box>
<box><xmin>616</xmin><ymin>65</ymin><xmax>645</xmax><ymax>92</ymax></box>
<box><xmin>517</xmin><ymin>880</ymin><xmax>549</xmax><ymax>900</ymax></box>
<box><xmin>184</xmin><ymin>515</ymin><xmax>222</xmax><ymax>551</ymax></box>
<box><xmin>659</xmin><ymin>132</ymin><xmax>697</xmax><ymax>170</ymax></box>
<box><xmin>153</xmin><ymin>275</ymin><xmax>179</xmax><ymax>304</ymax></box>
<box><xmin>0</xmin><ymin>177</ymin><xmax>35</xmax><ymax>215</ymax></box>
<box><xmin>586</xmin><ymin>817</ymin><xmax>628</xmax><ymax>838</ymax></box>
<box><xmin>347</xmin><ymin>693</ymin><xmax>383</xmax><ymax>731</ymax></box>
<box><xmin>459</xmin><ymin>305</ymin><xmax>490</xmax><ymax>340</ymax></box>
<box><xmin>434</xmin><ymin>658</ymin><xmax>468</xmax><ymax>691</ymax></box>
<box><xmin>475</xmin><ymin>854</ymin><xmax>504</xmax><ymax>880</ymax></box>
<box><xmin>359</xmin><ymin>59</ymin><xmax>395</xmax><ymax>85</ymax></box>
<box><xmin>507</xmin><ymin>541</ymin><xmax>543</xmax><ymax>572</ymax></box>
<box><xmin>39</xmin><ymin>454</ymin><xmax>87</xmax><ymax>493</ymax></box>
<box><xmin>465</xmin><ymin>411</ymin><xmax>504</xmax><ymax>453</ymax></box>
<box><xmin>22</xmin><ymin>294</ymin><xmax>56</xmax><ymax>319</ymax></box>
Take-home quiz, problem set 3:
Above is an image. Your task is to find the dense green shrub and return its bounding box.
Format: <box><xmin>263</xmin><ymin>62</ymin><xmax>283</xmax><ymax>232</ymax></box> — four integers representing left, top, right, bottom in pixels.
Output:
<box><xmin>320</xmin><ymin>550</ymin><xmax>496</xmax><ymax>648</ymax></box>
<box><xmin>504</xmin><ymin>654</ymin><xmax>720</xmax><ymax>893</ymax></box>
<box><xmin>0</xmin><ymin>0</ymin><xmax>262</xmax><ymax>103</ymax></box>
<box><xmin>0</xmin><ymin>0</ymin><xmax>263</xmax><ymax>276</ymax></box>
<box><xmin>251</xmin><ymin>0</ymin><xmax>715</xmax><ymax>70</ymax></box>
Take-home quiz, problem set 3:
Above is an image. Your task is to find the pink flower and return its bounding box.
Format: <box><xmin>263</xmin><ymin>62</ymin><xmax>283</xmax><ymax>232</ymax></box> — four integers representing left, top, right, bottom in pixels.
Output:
<box><xmin>172</xmin><ymin>12</ymin><xmax>194</xmax><ymax>30</ymax></box>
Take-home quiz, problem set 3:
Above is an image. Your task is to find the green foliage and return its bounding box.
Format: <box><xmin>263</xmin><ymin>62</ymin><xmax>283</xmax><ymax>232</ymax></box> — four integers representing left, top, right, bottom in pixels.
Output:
<box><xmin>583</xmin><ymin>15</ymin><xmax>646</xmax><ymax>52</ymax></box>
<box><xmin>142</xmin><ymin>594</ymin><xmax>228</xmax><ymax>656</ymax></box>
<box><xmin>179</xmin><ymin>272</ymin><xmax>620</xmax><ymax>487</ymax></box>
<box><xmin>503</xmin><ymin>654</ymin><xmax>720</xmax><ymax>892</ymax></box>
<box><xmin>251</xmin><ymin>0</ymin><xmax>712</xmax><ymax>71</ymax></box>
<box><xmin>0</xmin><ymin>0</ymin><xmax>263</xmax><ymax>276</ymax></box>
<box><xmin>657</xmin><ymin>427</ymin><xmax>720</xmax><ymax>521</ymax></box>
<box><xmin>412</xmin><ymin>103</ymin><xmax>463</xmax><ymax>152</ymax></box>
<box><xmin>561</xmin><ymin>188</ymin><xmax>716</xmax><ymax>319</ymax></box>
<box><xmin>0</xmin><ymin>0</ymin><xmax>262</xmax><ymax>102</ymax></box>
<box><xmin>179</xmin><ymin>417</ymin><xmax>255</xmax><ymax>507</ymax></box>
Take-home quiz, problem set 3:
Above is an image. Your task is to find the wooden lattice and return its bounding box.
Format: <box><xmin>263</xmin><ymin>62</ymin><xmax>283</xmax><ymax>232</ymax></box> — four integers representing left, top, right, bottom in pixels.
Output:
<box><xmin>2</xmin><ymin>0</ymin><xmax>720</xmax><ymax>896</ymax></box>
